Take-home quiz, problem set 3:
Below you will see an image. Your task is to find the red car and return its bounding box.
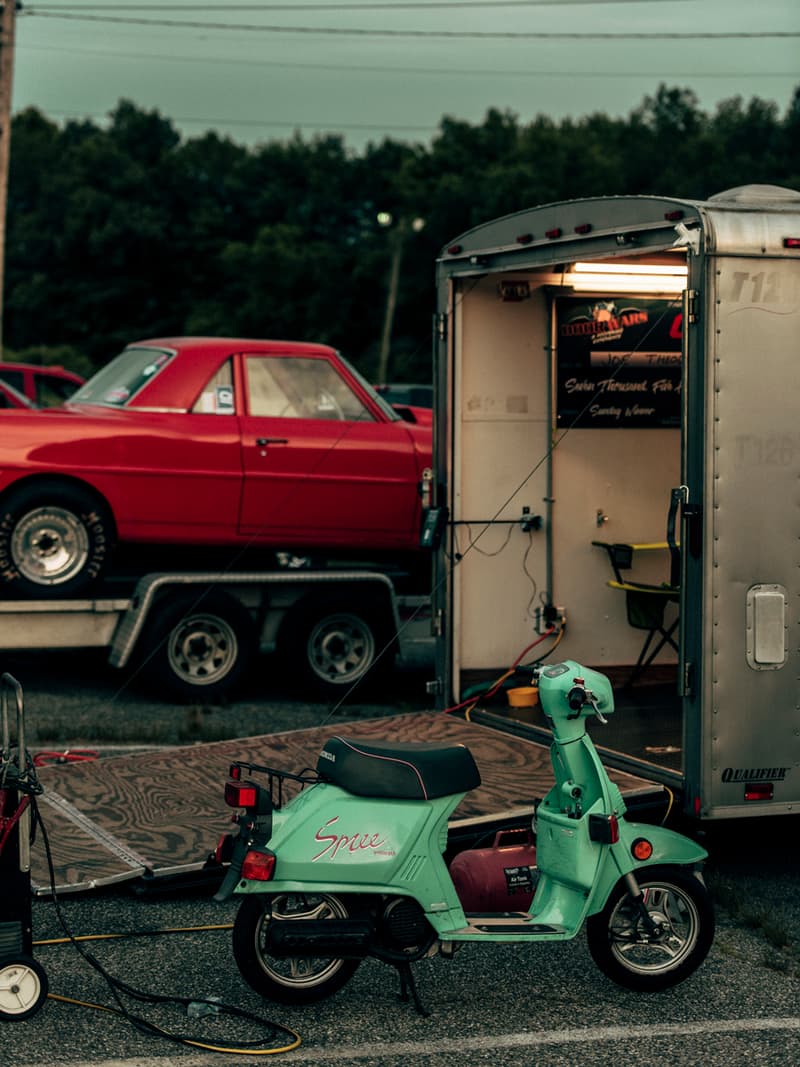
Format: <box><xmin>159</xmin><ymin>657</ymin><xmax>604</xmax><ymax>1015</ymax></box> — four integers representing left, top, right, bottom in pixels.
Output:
<box><xmin>0</xmin><ymin>379</ymin><xmax>37</xmax><ymax>409</ymax></box>
<box><xmin>0</xmin><ymin>361</ymin><xmax>84</xmax><ymax>407</ymax></box>
<box><xmin>0</xmin><ymin>338</ymin><xmax>432</xmax><ymax>598</ymax></box>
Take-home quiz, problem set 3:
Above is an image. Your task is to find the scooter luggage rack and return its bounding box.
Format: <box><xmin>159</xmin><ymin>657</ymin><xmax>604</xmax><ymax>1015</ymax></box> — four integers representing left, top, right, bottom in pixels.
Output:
<box><xmin>229</xmin><ymin>760</ymin><xmax>320</xmax><ymax>810</ymax></box>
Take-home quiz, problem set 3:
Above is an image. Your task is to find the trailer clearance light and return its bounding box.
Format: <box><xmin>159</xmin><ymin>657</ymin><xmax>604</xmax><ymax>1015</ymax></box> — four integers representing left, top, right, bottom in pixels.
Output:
<box><xmin>241</xmin><ymin>849</ymin><xmax>276</xmax><ymax>882</ymax></box>
<box><xmin>783</xmin><ymin>237</ymin><xmax>800</xmax><ymax>248</ymax></box>
<box><xmin>631</xmin><ymin>837</ymin><xmax>654</xmax><ymax>861</ymax></box>
<box><xmin>565</xmin><ymin>261</ymin><xmax>688</xmax><ymax>294</ymax></box>
<box><xmin>744</xmin><ymin>782</ymin><xmax>774</xmax><ymax>802</ymax></box>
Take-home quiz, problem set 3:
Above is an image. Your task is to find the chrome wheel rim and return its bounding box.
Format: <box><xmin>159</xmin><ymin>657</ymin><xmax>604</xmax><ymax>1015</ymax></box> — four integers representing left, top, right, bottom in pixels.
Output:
<box><xmin>11</xmin><ymin>506</ymin><xmax>90</xmax><ymax>585</ymax></box>
<box><xmin>607</xmin><ymin>881</ymin><xmax>701</xmax><ymax>975</ymax></box>
<box><xmin>167</xmin><ymin>614</ymin><xmax>238</xmax><ymax>686</ymax></box>
<box><xmin>256</xmin><ymin>894</ymin><xmax>350</xmax><ymax>991</ymax></box>
<box><xmin>307</xmin><ymin>613</ymin><xmax>375</xmax><ymax>686</ymax></box>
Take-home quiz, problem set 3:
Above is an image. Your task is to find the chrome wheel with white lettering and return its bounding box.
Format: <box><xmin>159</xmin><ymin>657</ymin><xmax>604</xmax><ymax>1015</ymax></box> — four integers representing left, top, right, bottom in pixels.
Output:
<box><xmin>0</xmin><ymin>480</ymin><xmax>113</xmax><ymax>597</ymax></box>
<box><xmin>232</xmin><ymin>893</ymin><xmax>363</xmax><ymax>1005</ymax></box>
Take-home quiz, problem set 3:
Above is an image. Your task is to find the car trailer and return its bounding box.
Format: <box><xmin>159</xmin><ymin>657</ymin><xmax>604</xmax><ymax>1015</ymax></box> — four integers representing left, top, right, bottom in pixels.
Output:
<box><xmin>0</xmin><ymin>673</ymin><xmax>48</xmax><ymax>1020</ymax></box>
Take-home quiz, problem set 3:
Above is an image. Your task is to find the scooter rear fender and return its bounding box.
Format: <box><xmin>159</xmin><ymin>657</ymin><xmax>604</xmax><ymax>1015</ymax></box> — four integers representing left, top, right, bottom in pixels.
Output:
<box><xmin>233</xmin><ymin>781</ymin><xmax>466</xmax><ymax>919</ymax></box>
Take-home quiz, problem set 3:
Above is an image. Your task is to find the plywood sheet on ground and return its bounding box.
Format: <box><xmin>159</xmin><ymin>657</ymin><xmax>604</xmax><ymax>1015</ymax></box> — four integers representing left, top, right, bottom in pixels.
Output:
<box><xmin>31</xmin><ymin>712</ymin><xmax>654</xmax><ymax>894</ymax></box>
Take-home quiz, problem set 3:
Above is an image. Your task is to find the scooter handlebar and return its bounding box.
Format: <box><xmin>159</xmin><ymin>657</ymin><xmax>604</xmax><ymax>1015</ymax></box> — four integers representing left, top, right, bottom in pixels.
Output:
<box><xmin>535</xmin><ymin>661</ymin><xmax>615</xmax><ymax>721</ymax></box>
<box><xmin>567</xmin><ymin>685</ymin><xmax>586</xmax><ymax>711</ymax></box>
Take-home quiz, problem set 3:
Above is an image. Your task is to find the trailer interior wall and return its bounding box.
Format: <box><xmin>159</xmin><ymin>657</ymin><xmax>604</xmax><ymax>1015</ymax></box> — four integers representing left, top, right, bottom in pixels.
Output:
<box><xmin>451</xmin><ymin>271</ymin><xmax>680</xmax><ymax>687</ymax></box>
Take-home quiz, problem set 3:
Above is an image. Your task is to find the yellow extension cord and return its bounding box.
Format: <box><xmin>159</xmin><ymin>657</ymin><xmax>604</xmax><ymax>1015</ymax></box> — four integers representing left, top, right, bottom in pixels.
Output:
<box><xmin>34</xmin><ymin>922</ymin><xmax>302</xmax><ymax>1056</ymax></box>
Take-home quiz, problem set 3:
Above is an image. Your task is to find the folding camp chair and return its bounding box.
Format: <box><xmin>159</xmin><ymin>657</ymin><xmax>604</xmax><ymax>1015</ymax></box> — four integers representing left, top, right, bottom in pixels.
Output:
<box><xmin>592</xmin><ymin>540</ymin><xmax>679</xmax><ymax>686</ymax></box>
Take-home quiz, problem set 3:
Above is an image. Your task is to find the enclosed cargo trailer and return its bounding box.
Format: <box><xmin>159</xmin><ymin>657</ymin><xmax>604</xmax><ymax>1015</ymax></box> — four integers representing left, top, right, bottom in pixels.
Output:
<box><xmin>432</xmin><ymin>184</ymin><xmax>800</xmax><ymax>820</ymax></box>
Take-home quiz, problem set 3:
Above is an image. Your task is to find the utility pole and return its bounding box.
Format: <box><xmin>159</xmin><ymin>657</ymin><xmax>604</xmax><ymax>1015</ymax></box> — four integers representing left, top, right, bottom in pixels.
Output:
<box><xmin>0</xmin><ymin>0</ymin><xmax>17</xmax><ymax>352</ymax></box>
<box><xmin>376</xmin><ymin>214</ymin><xmax>425</xmax><ymax>386</ymax></box>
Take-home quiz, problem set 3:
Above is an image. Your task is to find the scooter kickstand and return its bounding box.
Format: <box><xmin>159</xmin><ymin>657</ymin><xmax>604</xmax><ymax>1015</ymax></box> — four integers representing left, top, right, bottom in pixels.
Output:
<box><xmin>395</xmin><ymin>961</ymin><xmax>430</xmax><ymax>1017</ymax></box>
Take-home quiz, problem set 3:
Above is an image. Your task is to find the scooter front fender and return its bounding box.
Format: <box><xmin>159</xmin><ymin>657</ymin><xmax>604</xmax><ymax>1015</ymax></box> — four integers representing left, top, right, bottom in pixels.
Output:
<box><xmin>621</xmin><ymin>820</ymin><xmax>708</xmax><ymax>868</ymax></box>
<box><xmin>583</xmin><ymin>820</ymin><xmax>709</xmax><ymax>918</ymax></box>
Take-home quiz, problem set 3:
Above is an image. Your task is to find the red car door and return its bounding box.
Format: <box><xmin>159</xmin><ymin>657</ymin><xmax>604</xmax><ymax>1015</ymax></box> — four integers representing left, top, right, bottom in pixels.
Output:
<box><xmin>237</xmin><ymin>351</ymin><xmax>422</xmax><ymax>550</ymax></box>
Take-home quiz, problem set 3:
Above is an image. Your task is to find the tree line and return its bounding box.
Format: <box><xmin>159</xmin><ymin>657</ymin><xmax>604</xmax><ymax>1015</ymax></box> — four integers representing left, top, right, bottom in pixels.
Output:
<box><xmin>5</xmin><ymin>84</ymin><xmax>799</xmax><ymax>385</ymax></box>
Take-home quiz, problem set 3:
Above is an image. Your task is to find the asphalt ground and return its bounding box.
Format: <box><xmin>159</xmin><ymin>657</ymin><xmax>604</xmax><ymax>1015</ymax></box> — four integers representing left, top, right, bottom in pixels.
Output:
<box><xmin>3</xmin><ymin>648</ymin><xmax>800</xmax><ymax>1066</ymax></box>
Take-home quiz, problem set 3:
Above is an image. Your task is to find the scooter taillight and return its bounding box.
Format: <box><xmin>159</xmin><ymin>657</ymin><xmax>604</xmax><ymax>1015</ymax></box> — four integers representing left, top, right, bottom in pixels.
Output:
<box><xmin>225</xmin><ymin>780</ymin><xmax>259</xmax><ymax>808</ymax></box>
<box><xmin>241</xmin><ymin>848</ymin><xmax>276</xmax><ymax>882</ymax></box>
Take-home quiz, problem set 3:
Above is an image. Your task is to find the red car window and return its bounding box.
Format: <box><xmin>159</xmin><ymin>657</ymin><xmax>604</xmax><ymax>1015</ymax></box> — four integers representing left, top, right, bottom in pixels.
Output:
<box><xmin>245</xmin><ymin>355</ymin><xmax>375</xmax><ymax>422</ymax></box>
<box><xmin>73</xmin><ymin>347</ymin><xmax>175</xmax><ymax>406</ymax></box>
<box><xmin>191</xmin><ymin>359</ymin><xmax>235</xmax><ymax>414</ymax></box>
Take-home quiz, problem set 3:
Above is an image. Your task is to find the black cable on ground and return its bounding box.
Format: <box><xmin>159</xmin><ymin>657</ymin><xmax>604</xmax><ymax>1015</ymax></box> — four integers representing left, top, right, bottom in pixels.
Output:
<box><xmin>32</xmin><ymin>798</ymin><xmax>302</xmax><ymax>1056</ymax></box>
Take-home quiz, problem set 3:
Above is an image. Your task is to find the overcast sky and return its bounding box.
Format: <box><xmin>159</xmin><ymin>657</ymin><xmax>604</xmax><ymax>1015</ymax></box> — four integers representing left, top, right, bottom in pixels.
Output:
<box><xmin>12</xmin><ymin>1</ymin><xmax>800</xmax><ymax>152</ymax></box>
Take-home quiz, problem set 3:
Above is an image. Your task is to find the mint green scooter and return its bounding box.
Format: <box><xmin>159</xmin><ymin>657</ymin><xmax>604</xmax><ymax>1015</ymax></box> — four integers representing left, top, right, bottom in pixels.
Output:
<box><xmin>215</xmin><ymin>661</ymin><xmax>713</xmax><ymax>1009</ymax></box>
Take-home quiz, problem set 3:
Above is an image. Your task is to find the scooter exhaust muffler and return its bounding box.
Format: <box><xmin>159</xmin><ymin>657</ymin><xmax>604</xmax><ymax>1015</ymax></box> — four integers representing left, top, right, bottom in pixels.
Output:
<box><xmin>267</xmin><ymin>919</ymin><xmax>374</xmax><ymax>958</ymax></box>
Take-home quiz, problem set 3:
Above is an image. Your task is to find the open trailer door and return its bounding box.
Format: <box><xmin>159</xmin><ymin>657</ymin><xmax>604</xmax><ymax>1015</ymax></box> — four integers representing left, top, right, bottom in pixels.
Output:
<box><xmin>683</xmin><ymin>186</ymin><xmax>800</xmax><ymax>819</ymax></box>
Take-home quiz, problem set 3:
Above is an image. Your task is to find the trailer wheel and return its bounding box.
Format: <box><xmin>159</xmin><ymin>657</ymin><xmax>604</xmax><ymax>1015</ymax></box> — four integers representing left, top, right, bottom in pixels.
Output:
<box><xmin>282</xmin><ymin>597</ymin><xmax>394</xmax><ymax>700</ymax></box>
<box><xmin>141</xmin><ymin>592</ymin><xmax>255</xmax><ymax>702</ymax></box>
<box><xmin>233</xmin><ymin>893</ymin><xmax>361</xmax><ymax>1006</ymax></box>
<box><xmin>0</xmin><ymin>955</ymin><xmax>49</xmax><ymax>1020</ymax></box>
<box><xmin>0</xmin><ymin>481</ymin><xmax>113</xmax><ymax>598</ymax></box>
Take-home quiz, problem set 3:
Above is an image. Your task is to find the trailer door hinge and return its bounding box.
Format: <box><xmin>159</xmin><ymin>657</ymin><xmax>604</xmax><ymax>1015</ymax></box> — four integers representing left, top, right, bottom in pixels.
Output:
<box><xmin>685</xmin><ymin>289</ymin><xmax>700</xmax><ymax>325</ymax></box>
<box><xmin>436</xmin><ymin>312</ymin><xmax>448</xmax><ymax>343</ymax></box>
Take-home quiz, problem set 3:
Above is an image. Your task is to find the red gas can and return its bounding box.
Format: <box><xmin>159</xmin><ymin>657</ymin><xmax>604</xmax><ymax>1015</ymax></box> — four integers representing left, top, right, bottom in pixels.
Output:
<box><xmin>449</xmin><ymin>828</ymin><xmax>538</xmax><ymax>912</ymax></box>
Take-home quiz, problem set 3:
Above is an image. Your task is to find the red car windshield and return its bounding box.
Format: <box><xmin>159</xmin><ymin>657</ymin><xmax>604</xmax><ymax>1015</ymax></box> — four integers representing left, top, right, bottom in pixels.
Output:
<box><xmin>72</xmin><ymin>347</ymin><xmax>175</xmax><ymax>407</ymax></box>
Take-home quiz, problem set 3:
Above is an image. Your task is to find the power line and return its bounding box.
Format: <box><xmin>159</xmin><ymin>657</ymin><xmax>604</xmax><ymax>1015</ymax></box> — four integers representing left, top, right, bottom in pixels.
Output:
<box><xmin>18</xmin><ymin>42</ymin><xmax>797</xmax><ymax>79</ymax></box>
<box><xmin>28</xmin><ymin>1</ymin><xmax>700</xmax><ymax>8</ymax></box>
<box><xmin>22</xmin><ymin>12</ymin><xmax>800</xmax><ymax>38</ymax></box>
<box><xmin>32</xmin><ymin>107</ymin><xmax>439</xmax><ymax>134</ymax></box>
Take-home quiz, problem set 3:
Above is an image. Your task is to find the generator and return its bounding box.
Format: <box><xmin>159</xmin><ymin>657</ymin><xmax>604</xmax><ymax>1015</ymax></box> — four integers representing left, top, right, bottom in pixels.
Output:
<box><xmin>0</xmin><ymin>673</ymin><xmax>48</xmax><ymax>1020</ymax></box>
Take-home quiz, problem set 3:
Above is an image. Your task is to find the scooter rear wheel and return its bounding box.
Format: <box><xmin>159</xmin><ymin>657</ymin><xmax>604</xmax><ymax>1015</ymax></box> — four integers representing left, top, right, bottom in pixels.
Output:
<box><xmin>233</xmin><ymin>893</ymin><xmax>362</xmax><ymax>1005</ymax></box>
<box><xmin>586</xmin><ymin>865</ymin><xmax>714</xmax><ymax>992</ymax></box>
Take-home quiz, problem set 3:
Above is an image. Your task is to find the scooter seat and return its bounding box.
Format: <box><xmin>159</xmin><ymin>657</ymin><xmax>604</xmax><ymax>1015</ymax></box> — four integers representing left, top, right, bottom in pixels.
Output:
<box><xmin>317</xmin><ymin>736</ymin><xmax>481</xmax><ymax>800</ymax></box>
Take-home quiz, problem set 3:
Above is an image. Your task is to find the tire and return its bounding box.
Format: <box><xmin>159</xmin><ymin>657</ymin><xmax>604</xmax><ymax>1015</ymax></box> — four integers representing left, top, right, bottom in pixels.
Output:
<box><xmin>140</xmin><ymin>591</ymin><xmax>255</xmax><ymax>702</ymax></box>
<box><xmin>0</xmin><ymin>481</ymin><xmax>113</xmax><ymax>598</ymax></box>
<box><xmin>232</xmin><ymin>893</ymin><xmax>361</xmax><ymax>1006</ymax></box>
<box><xmin>0</xmin><ymin>955</ymin><xmax>49</xmax><ymax>1020</ymax></box>
<box><xmin>283</xmin><ymin>596</ymin><xmax>395</xmax><ymax>700</ymax></box>
<box><xmin>586</xmin><ymin>865</ymin><xmax>715</xmax><ymax>992</ymax></box>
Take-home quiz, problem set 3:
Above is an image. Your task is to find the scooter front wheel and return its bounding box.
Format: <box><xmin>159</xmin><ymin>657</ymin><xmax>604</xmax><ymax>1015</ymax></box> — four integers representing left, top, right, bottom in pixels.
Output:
<box><xmin>233</xmin><ymin>893</ymin><xmax>362</xmax><ymax>1005</ymax></box>
<box><xmin>586</xmin><ymin>865</ymin><xmax>714</xmax><ymax>992</ymax></box>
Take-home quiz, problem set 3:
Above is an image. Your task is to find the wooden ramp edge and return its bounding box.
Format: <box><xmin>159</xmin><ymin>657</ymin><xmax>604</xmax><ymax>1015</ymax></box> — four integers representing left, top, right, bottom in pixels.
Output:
<box><xmin>30</xmin><ymin>712</ymin><xmax>655</xmax><ymax>895</ymax></box>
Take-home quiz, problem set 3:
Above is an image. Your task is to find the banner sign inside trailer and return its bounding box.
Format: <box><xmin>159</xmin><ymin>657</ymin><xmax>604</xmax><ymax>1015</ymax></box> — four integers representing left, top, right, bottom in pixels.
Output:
<box><xmin>556</xmin><ymin>296</ymin><xmax>682</xmax><ymax>428</ymax></box>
